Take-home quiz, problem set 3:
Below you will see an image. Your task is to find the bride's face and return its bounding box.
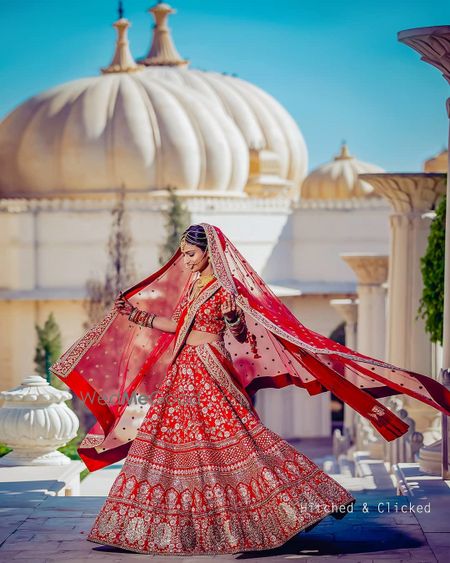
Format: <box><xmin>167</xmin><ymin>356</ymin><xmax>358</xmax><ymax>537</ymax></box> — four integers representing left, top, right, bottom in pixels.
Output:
<box><xmin>181</xmin><ymin>242</ymin><xmax>208</xmax><ymax>272</ymax></box>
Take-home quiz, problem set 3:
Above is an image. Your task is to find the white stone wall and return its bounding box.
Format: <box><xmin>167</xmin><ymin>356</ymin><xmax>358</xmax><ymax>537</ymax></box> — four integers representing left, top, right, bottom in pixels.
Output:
<box><xmin>0</xmin><ymin>196</ymin><xmax>392</xmax><ymax>437</ymax></box>
<box><xmin>292</xmin><ymin>199</ymin><xmax>390</xmax><ymax>282</ymax></box>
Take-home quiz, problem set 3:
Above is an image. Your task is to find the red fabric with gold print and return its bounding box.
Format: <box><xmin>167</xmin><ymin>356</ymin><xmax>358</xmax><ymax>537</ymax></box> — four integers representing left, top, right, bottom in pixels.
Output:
<box><xmin>51</xmin><ymin>223</ymin><xmax>450</xmax><ymax>473</ymax></box>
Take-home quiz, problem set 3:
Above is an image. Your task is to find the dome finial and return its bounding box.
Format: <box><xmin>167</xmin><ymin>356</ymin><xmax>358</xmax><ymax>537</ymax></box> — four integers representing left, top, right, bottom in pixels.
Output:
<box><xmin>101</xmin><ymin>10</ymin><xmax>143</xmax><ymax>74</ymax></box>
<box><xmin>138</xmin><ymin>2</ymin><xmax>189</xmax><ymax>67</ymax></box>
<box><xmin>335</xmin><ymin>141</ymin><xmax>352</xmax><ymax>161</ymax></box>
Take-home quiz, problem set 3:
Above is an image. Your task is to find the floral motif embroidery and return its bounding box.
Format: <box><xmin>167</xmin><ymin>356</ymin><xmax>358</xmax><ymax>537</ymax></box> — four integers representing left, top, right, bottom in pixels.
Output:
<box><xmin>196</xmin><ymin>343</ymin><xmax>252</xmax><ymax>410</ymax></box>
<box><xmin>87</xmin><ymin>338</ymin><xmax>355</xmax><ymax>555</ymax></box>
<box><xmin>367</xmin><ymin>405</ymin><xmax>386</xmax><ymax>419</ymax></box>
<box><xmin>172</xmin><ymin>280</ymin><xmax>221</xmax><ymax>360</ymax></box>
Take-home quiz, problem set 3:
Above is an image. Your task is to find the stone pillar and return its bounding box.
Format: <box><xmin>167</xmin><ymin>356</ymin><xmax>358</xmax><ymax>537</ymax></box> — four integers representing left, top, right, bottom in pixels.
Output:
<box><xmin>340</xmin><ymin>254</ymin><xmax>388</xmax><ymax>360</ymax></box>
<box><xmin>330</xmin><ymin>298</ymin><xmax>358</xmax><ymax>442</ymax></box>
<box><xmin>398</xmin><ymin>25</ymin><xmax>450</xmax><ymax>477</ymax></box>
<box><xmin>359</xmin><ymin>173</ymin><xmax>446</xmax><ymax>434</ymax></box>
<box><xmin>338</xmin><ymin>256</ymin><xmax>388</xmax><ymax>458</ymax></box>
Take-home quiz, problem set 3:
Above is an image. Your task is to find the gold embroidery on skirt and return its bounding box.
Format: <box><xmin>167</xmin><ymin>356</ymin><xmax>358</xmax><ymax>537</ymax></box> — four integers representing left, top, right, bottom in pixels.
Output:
<box><xmin>97</xmin><ymin>509</ymin><xmax>118</xmax><ymax>536</ymax></box>
<box><xmin>125</xmin><ymin>516</ymin><xmax>146</xmax><ymax>543</ymax></box>
<box><xmin>196</xmin><ymin>343</ymin><xmax>251</xmax><ymax>409</ymax></box>
<box><xmin>180</xmin><ymin>523</ymin><xmax>197</xmax><ymax>551</ymax></box>
<box><xmin>153</xmin><ymin>522</ymin><xmax>171</xmax><ymax>549</ymax></box>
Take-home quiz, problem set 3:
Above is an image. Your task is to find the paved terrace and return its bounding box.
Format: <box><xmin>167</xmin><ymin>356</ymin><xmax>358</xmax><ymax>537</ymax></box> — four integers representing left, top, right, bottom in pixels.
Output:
<box><xmin>0</xmin><ymin>438</ymin><xmax>449</xmax><ymax>562</ymax></box>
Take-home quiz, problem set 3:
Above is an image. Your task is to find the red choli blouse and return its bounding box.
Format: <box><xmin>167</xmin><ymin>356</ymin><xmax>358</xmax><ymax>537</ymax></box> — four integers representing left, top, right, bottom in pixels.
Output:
<box><xmin>172</xmin><ymin>284</ymin><xmax>229</xmax><ymax>335</ymax></box>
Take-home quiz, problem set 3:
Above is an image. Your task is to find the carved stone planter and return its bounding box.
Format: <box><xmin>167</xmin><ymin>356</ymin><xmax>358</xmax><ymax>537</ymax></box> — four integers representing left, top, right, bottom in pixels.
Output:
<box><xmin>0</xmin><ymin>375</ymin><xmax>79</xmax><ymax>466</ymax></box>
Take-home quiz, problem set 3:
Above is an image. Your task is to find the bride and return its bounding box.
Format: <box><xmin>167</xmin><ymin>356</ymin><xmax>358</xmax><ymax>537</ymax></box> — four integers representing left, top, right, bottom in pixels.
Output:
<box><xmin>51</xmin><ymin>222</ymin><xmax>450</xmax><ymax>555</ymax></box>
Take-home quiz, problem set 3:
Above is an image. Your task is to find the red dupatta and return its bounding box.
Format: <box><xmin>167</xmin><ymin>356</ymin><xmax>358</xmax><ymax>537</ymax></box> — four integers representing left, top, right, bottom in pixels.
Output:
<box><xmin>51</xmin><ymin>223</ymin><xmax>450</xmax><ymax>471</ymax></box>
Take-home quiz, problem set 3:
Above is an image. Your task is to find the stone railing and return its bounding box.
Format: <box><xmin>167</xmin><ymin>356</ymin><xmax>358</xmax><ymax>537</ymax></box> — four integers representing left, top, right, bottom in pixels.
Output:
<box><xmin>383</xmin><ymin>398</ymin><xmax>424</xmax><ymax>469</ymax></box>
<box><xmin>0</xmin><ymin>194</ymin><xmax>293</xmax><ymax>214</ymax></box>
<box><xmin>333</xmin><ymin>397</ymin><xmax>424</xmax><ymax>470</ymax></box>
<box><xmin>332</xmin><ymin>427</ymin><xmax>352</xmax><ymax>458</ymax></box>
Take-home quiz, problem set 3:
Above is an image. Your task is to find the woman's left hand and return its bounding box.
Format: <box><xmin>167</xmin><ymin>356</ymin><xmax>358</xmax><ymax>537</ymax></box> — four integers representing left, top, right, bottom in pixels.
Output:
<box><xmin>114</xmin><ymin>293</ymin><xmax>134</xmax><ymax>316</ymax></box>
<box><xmin>221</xmin><ymin>292</ymin><xmax>240</xmax><ymax>321</ymax></box>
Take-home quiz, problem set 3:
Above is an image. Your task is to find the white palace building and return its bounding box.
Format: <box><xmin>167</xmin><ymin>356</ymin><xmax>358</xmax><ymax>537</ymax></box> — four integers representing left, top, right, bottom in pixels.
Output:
<box><xmin>0</xmin><ymin>2</ymin><xmax>447</xmax><ymax>454</ymax></box>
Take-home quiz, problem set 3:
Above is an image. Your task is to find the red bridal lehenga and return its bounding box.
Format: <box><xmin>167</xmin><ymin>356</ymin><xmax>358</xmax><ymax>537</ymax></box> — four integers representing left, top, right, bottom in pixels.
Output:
<box><xmin>51</xmin><ymin>223</ymin><xmax>450</xmax><ymax>556</ymax></box>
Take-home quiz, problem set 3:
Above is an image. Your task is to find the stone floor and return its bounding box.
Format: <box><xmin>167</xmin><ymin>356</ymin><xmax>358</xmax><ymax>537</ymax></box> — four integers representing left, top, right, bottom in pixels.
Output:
<box><xmin>0</xmin><ymin>438</ymin><xmax>448</xmax><ymax>562</ymax></box>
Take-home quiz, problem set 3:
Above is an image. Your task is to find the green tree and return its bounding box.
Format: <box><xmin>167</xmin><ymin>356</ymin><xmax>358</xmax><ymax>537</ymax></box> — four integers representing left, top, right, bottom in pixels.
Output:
<box><xmin>418</xmin><ymin>195</ymin><xmax>446</xmax><ymax>344</ymax></box>
<box><xmin>34</xmin><ymin>313</ymin><xmax>62</xmax><ymax>383</ymax></box>
<box><xmin>158</xmin><ymin>187</ymin><xmax>191</xmax><ymax>265</ymax></box>
<box><xmin>84</xmin><ymin>189</ymin><xmax>136</xmax><ymax>328</ymax></box>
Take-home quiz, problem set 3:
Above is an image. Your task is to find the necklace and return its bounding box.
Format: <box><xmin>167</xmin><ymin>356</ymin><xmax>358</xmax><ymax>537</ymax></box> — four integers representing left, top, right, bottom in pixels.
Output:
<box><xmin>196</xmin><ymin>273</ymin><xmax>215</xmax><ymax>288</ymax></box>
<box><xmin>189</xmin><ymin>273</ymin><xmax>216</xmax><ymax>302</ymax></box>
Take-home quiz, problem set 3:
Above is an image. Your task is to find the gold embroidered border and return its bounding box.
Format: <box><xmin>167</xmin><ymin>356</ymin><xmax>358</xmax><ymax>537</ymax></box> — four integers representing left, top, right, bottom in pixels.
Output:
<box><xmin>124</xmin><ymin>435</ymin><xmax>298</xmax><ymax>482</ymax></box>
<box><xmin>135</xmin><ymin>414</ymin><xmax>267</xmax><ymax>453</ymax></box>
<box><xmin>236</xmin><ymin>297</ymin><xmax>398</xmax><ymax>371</ymax></box>
<box><xmin>201</xmin><ymin>223</ymin><xmax>237</xmax><ymax>295</ymax></box>
<box><xmin>80</xmin><ymin>433</ymin><xmax>105</xmax><ymax>449</ymax></box>
<box><xmin>195</xmin><ymin>343</ymin><xmax>252</xmax><ymax>410</ymax></box>
<box><xmin>50</xmin><ymin>309</ymin><xmax>118</xmax><ymax>378</ymax></box>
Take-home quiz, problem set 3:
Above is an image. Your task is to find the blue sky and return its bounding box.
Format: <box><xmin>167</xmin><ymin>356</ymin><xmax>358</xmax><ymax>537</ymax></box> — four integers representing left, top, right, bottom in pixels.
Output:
<box><xmin>1</xmin><ymin>0</ymin><xmax>449</xmax><ymax>171</ymax></box>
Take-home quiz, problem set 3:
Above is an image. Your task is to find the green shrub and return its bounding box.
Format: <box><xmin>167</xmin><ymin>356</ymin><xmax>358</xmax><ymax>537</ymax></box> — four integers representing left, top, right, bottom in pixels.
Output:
<box><xmin>0</xmin><ymin>443</ymin><xmax>12</xmax><ymax>457</ymax></box>
<box><xmin>418</xmin><ymin>195</ymin><xmax>446</xmax><ymax>344</ymax></box>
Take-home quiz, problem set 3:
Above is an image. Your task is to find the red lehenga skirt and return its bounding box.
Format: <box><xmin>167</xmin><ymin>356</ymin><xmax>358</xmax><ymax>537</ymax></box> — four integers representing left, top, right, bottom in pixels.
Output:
<box><xmin>87</xmin><ymin>340</ymin><xmax>355</xmax><ymax>555</ymax></box>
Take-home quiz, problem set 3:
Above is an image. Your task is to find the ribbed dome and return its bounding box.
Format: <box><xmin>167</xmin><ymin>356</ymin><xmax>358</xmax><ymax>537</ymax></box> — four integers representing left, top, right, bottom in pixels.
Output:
<box><xmin>301</xmin><ymin>144</ymin><xmax>384</xmax><ymax>200</ymax></box>
<box><xmin>0</xmin><ymin>3</ymin><xmax>307</xmax><ymax>198</ymax></box>
<box><xmin>140</xmin><ymin>67</ymin><xmax>307</xmax><ymax>194</ymax></box>
<box><xmin>0</xmin><ymin>72</ymin><xmax>249</xmax><ymax>197</ymax></box>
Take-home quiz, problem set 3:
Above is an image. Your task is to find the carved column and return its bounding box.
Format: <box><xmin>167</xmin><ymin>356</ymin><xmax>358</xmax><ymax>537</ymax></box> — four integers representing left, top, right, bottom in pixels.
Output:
<box><xmin>339</xmin><ymin>256</ymin><xmax>388</xmax><ymax>457</ymax></box>
<box><xmin>398</xmin><ymin>25</ymin><xmax>450</xmax><ymax>477</ymax></box>
<box><xmin>359</xmin><ymin>173</ymin><xmax>446</xmax><ymax>436</ymax></box>
<box><xmin>330</xmin><ymin>298</ymin><xmax>358</xmax><ymax>441</ymax></box>
<box><xmin>341</xmin><ymin>254</ymin><xmax>388</xmax><ymax>360</ymax></box>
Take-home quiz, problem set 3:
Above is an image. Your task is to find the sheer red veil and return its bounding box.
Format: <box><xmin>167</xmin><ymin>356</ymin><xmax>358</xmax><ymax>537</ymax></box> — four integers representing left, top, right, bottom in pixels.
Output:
<box><xmin>51</xmin><ymin>223</ymin><xmax>450</xmax><ymax>471</ymax></box>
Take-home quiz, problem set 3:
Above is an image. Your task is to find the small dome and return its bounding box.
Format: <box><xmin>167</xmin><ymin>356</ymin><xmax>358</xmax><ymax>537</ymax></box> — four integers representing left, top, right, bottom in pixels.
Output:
<box><xmin>423</xmin><ymin>148</ymin><xmax>447</xmax><ymax>173</ymax></box>
<box><xmin>301</xmin><ymin>144</ymin><xmax>384</xmax><ymax>200</ymax></box>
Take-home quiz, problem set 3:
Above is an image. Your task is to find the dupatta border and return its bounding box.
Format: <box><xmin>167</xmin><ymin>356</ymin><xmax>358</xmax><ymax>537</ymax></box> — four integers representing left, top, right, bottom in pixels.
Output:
<box><xmin>203</xmin><ymin>222</ymin><xmax>398</xmax><ymax>371</ymax></box>
<box><xmin>50</xmin><ymin>309</ymin><xmax>118</xmax><ymax>378</ymax></box>
<box><xmin>196</xmin><ymin>342</ymin><xmax>252</xmax><ymax>410</ymax></box>
<box><xmin>201</xmin><ymin>223</ymin><xmax>237</xmax><ymax>295</ymax></box>
<box><xmin>236</xmin><ymin>296</ymin><xmax>399</xmax><ymax>371</ymax></box>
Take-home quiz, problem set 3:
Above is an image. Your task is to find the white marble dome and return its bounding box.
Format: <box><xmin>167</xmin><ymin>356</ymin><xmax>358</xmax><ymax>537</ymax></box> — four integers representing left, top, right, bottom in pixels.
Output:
<box><xmin>142</xmin><ymin>67</ymin><xmax>308</xmax><ymax>192</ymax></box>
<box><xmin>0</xmin><ymin>4</ymin><xmax>307</xmax><ymax>198</ymax></box>
<box><xmin>0</xmin><ymin>72</ymin><xmax>249</xmax><ymax>197</ymax></box>
<box><xmin>301</xmin><ymin>144</ymin><xmax>384</xmax><ymax>200</ymax></box>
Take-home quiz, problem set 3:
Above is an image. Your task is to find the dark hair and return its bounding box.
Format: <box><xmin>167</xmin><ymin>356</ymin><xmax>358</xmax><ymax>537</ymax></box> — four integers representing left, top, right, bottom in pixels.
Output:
<box><xmin>180</xmin><ymin>224</ymin><xmax>208</xmax><ymax>251</ymax></box>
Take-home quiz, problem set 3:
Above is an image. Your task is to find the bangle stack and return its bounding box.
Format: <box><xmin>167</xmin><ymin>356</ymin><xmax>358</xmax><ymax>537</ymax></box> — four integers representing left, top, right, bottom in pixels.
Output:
<box><xmin>128</xmin><ymin>307</ymin><xmax>156</xmax><ymax>328</ymax></box>
<box><xmin>224</xmin><ymin>311</ymin><xmax>247</xmax><ymax>341</ymax></box>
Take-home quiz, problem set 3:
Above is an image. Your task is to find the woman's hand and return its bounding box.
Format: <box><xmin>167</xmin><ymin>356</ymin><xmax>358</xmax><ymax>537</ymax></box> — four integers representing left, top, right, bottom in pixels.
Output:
<box><xmin>114</xmin><ymin>293</ymin><xmax>134</xmax><ymax>316</ymax></box>
<box><xmin>221</xmin><ymin>292</ymin><xmax>240</xmax><ymax>322</ymax></box>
